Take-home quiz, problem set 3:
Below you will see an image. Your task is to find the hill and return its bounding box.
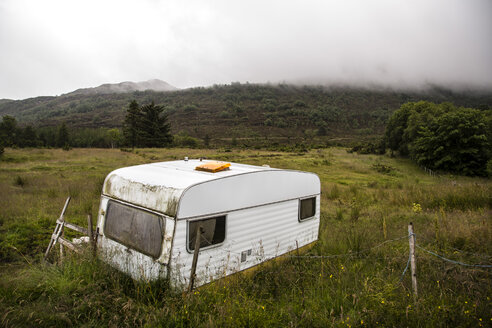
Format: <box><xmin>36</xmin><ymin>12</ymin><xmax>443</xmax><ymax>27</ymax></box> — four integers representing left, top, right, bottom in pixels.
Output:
<box><xmin>65</xmin><ymin>79</ymin><xmax>178</xmax><ymax>96</ymax></box>
<box><xmin>0</xmin><ymin>83</ymin><xmax>491</xmax><ymax>141</ymax></box>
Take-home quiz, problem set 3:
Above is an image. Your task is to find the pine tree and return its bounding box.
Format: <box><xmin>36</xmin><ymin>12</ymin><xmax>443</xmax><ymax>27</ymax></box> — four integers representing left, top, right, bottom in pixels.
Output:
<box><xmin>123</xmin><ymin>100</ymin><xmax>141</xmax><ymax>149</ymax></box>
<box><xmin>138</xmin><ymin>102</ymin><xmax>173</xmax><ymax>147</ymax></box>
<box><xmin>57</xmin><ymin>123</ymin><xmax>70</xmax><ymax>148</ymax></box>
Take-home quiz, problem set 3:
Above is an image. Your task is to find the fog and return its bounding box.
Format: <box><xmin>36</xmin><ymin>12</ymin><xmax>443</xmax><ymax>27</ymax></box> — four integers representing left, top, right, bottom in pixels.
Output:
<box><xmin>1</xmin><ymin>0</ymin><xmax>491</xmax><ymax>99</ymax></box>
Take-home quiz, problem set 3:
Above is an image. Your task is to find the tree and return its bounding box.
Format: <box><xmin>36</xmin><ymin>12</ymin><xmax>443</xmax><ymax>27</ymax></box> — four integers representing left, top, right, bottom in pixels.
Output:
<box><xmin>57</xmin><ymin>123</ymin><xmax>70</xmax><ymax>148</ymax></box>
<box><xmin>0</xmin><ymin>115</ymin><xmax>19</xmax><ymax>147</ymax></box>
<box><xmin>20</xmin><ymin>125</ymin><xmax>38</xmax><ymax>147</ymax></box>
<box><xmin>413</xmin><ymin>108</ymin><xmax>488</xmax><ymax>176</ymax></box>
<box><xmin>385</xmin><ymin>101</ymin><xmax>489</xmax><ymax>176</ymax></box>
<box><xmin>138</xmin><ymin>102</ymin><xmax>173</xmax><ymax>147</ymax></box>
<box><xmin>107</xmin><ymin>128</ymin><xmax>121</xmax><ymax>149</ymax></box>
<box><xmin>123</xmin><ymin>100</ymin><xmax>141</xmax><ymax>148</ymax></box>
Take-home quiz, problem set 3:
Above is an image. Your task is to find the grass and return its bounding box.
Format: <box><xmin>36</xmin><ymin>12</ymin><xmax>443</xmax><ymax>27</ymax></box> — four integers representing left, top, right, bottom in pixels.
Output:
<box><xmin>0</xmin><ymin>147</ymin><xmax>491</xmax><ymax>327</ymax></box>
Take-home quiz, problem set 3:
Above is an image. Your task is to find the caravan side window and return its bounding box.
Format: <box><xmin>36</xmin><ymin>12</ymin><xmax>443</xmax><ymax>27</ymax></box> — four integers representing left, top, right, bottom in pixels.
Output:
<box><xmin>299</xmin><ymin>197</ymin><xmax>316</xmax><ymax>221</ymax></box>
<box><xmin>188</xmin><ymin>216</ymin><xmax>226</xmax><ymax>251</ymax></box>
<box><xmin>104</xmin><ymin>200</ymin><xmax>164</xmax><ymax>258</ymax></box>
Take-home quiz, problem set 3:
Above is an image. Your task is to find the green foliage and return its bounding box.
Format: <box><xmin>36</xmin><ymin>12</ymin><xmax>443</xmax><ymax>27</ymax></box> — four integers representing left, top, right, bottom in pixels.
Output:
<box><xmin>14</xmin><ymin>175</ymin><xmax>25</xmax><ymax>187</ymax></box>
<box><xmin>138</xmin><ymin>102</ymin><xmax>173</xmax><ymax>147</ymax></box>
<box><xmin>3</xmin><ymin>84</ymin><xmax>491</xmax><ymax>147</ymax></box>
<box><xmin>56</xmin><ymin>122</ymin><xmax>70</xmax><ymax>148</ymax></box>
<box><xmin>19</xmin><ymin>125</ymin><xmax>38</xmax><ymax>147</ymax></box>
<box><xmin>123</xmin><ymin>100</ymin><xmax>173</xmax><ymax>148</ymax></box>
<box><xmin>184</xmin><ymin>104</ymin><xmax>198</xmax><ymax>112</ymax></box>
<box><xmin>385</xmin><ymin>101</ymin><xmax>490</xmax><ymax>176</ymax></box>
<box><xmin>123</xmin><ymin>100</ymin><xmax>140</xmax><ymax>148</ymax></box>
<box><xmin>0</xmin><ymin>115</ymin><xmax>18</xmax><ymax>147</ymax></box>
<box><xmin>349</xmin><ymin>139</ymin><xmax>385</xmax><ymax>154</ymax></box>
<box><xmin>203</xmin><ymin>134</ymin><xmax>211</xmax><ymax>148</ymax></box>
<box><xmin>173</xmin><ymin>132</ymin><xmax>199</xmax><ymax>148</ymax></box>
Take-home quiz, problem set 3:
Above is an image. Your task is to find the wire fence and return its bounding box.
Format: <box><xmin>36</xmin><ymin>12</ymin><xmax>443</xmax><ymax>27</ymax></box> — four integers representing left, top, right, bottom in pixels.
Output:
<box><xmin>414</xmin><ymin>244</ymin><xmax>492</xmax><ymax>268</ymax></box>
<box><xmin>217</xmin><ymin>231</ymin><xmax>492</xmax><ymax>272</ymax></box>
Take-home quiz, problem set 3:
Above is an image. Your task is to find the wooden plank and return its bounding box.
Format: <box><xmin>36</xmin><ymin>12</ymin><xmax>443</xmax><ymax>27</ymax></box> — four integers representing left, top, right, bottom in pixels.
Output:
<box><xmin>58</xmin><ymin>237</ymin><xmax>81</xmax><ymax>253</ymax></box>
<box><xmin>60</xmin><ymin>226</ymin><xmax>64</xmax><ymax>262</ymax></box>
<box><xmin>57</xmin><ymin>220</ymin><xmax>89</xmax><ymax>235</ymax></box>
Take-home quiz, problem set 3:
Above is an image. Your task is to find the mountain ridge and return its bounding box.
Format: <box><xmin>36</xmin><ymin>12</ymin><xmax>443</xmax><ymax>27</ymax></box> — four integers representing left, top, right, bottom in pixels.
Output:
<box><xmin>65</xmin><ymin>79</ymin><xmax>178</xmax><ymax>96</ymax></box>
<box><xmin>0</xmin><ymin>83</ymin><xmax>490</xmax><ymax>142</ymax></box>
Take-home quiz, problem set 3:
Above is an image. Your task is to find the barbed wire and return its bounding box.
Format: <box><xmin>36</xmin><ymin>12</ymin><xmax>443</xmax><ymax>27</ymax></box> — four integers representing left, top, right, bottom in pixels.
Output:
<box><xmin>413</xmin><ymin>234</ymin><xmax>492</xmax><ymax>260</ymax></box>
<box><xmin>415</xmin><ymin>244</ymin><xmax>492</xmax><ymax>268</ymax></box>
<box><xmin>211</xmin><ymin>232</ymin><xmax>492</xmax><ymax>272</ymax></box>
<box><xmin>214</xmin><ymin>234</ymin><xmax>409</xmax><ymax>260</ymax></box>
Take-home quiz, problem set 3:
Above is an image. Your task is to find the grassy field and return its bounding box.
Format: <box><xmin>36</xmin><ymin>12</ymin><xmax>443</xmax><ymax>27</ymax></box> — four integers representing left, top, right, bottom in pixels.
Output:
<box><xmin>0</xmin><ymin>147</ymin><xmax>490</xmax><ymax>327</ymax></box>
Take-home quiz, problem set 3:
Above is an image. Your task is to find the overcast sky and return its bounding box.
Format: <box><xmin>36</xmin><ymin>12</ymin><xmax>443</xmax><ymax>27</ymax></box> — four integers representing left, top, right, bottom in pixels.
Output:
<box><xmin>1</xmin><ymin>0</ymin><xmax>491</xmax><ymax>99</ymax></box>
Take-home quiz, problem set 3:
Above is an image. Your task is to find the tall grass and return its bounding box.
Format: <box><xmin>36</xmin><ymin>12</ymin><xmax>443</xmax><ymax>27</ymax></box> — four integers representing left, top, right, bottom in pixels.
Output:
<box><xmin>0</xmin><ymin>147</ymin><xmax>491</xmax><ymax>327</ymax></box>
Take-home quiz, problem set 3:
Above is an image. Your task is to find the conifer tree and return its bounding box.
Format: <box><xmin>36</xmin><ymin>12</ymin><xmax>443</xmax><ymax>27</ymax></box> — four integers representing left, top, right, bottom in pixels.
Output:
<box><xmin>138</xmin><ymin>101</ymin><xmax>173</xmax><ymax>147</ymax></box>
<box><xmin>56</xmin><ymin>123</ymin><xmax>70</xmax><ymax>148</ymax></box>
<box><xmin>123</xmin><ymin>100</ymin><xmax>141</xmax><ymax>148</ymax></box>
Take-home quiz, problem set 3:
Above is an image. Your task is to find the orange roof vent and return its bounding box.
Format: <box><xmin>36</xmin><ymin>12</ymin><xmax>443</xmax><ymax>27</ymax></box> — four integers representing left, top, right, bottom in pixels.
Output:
<box><xmin>195</xmin><ymin>161</ymin><xmax>231</xmax><ymax>173</ymax></box>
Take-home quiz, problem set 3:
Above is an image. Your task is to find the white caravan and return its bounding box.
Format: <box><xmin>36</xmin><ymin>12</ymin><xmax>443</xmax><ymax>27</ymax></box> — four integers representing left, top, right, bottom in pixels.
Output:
<box><xmin>96</xmin><ymin>159</ymin><xmax>320</xmax><ymax>289</ymax></box>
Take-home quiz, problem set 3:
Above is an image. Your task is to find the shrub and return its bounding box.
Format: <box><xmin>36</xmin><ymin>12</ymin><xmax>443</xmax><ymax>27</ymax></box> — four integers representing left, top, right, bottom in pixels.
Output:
<box><xmin>14</xmin><ymin>175</ymin><xmax>25</xmax><ymax>187</ymax></box>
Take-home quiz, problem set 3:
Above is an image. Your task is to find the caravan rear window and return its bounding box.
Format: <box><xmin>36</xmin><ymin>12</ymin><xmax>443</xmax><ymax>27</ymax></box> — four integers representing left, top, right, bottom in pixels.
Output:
<box><xmin>299</xmin><ymin>197</ymin><xmax>316</xmax><ymax>221</ymax></box>
<box><xmin>104</xmin><ymin>200</ymin><xmax>164</xmax><ymax>258</ymax></box>
<box><xmin>188</xmin><ymin>216</ymin><xmax>226</xmax><ymax>251</ymax></box>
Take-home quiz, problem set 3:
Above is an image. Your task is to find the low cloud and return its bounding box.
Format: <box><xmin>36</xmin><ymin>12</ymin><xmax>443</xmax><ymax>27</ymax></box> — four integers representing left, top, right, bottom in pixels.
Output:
<box><xmin>0</xmin><ymin>0</ymin><xmax>491</xmax><ymax>99</ymax></box>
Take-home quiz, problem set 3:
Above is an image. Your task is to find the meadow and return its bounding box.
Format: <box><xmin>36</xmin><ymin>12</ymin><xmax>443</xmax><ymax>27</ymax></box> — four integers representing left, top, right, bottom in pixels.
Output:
<box><xmin>0</xmin><ymin>147</ymin><xmax>490</xmax><ymax>327</ymax></box>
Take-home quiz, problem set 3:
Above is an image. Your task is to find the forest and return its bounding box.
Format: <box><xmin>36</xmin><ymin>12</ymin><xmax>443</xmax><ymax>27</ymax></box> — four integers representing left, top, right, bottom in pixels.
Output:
<box><xmin>1</xmin><ymin>83</ymin><xmax>491</xmax><ymax>143</ymax></box>
<box><xmin>1</xmin><ymin>84</ymin><xmax>491</xmax><ymax>176</ymax></box>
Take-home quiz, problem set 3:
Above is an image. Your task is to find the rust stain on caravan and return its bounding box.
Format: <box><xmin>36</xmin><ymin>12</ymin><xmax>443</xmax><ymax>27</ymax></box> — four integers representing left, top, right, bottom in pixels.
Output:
<box><xmin>104</xmin><ymin>174</ymin><xmax>180</xmax><ymax>217</ymax></box>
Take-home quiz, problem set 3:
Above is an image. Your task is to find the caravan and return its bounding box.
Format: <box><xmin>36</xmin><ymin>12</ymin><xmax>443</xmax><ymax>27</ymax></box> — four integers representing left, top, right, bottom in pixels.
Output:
<box><xmin>96</xmin><ymin>159</ymin><xmax>320</xmax><ymax>289</ymax></box>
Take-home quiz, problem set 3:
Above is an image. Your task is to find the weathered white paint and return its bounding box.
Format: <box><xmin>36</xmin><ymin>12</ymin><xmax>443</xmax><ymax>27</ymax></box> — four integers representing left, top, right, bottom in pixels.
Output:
<box><xmin>97</xmin><ymin>159</ymin><xmax>321</xmax><ymax>288</ymax></box>
<box><xmin>177</xmin><ymin>169</ymin><xmax>319</xmax><ymax>219</ymax></box>
<box><xmin>96</xmin><ymin>196</ymin><xmax>175</xmax><ymax>280</ymax></box>
<box><xmin>169</xmin><ymin>196</ymin><xmax>320</xmax><ymax>289</ymax></box>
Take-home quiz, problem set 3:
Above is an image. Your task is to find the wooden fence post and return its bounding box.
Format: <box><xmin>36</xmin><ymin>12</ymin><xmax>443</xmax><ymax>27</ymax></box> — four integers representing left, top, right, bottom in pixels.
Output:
<box><xmin>408</xmin><ymin>222</ymin><xmax>418</xmax><ymax>299</ymax></box>
<box><xmin>88</xmin><ymin>214</ymin><xmax>96</xmax><ymax>256</ymax></box>
<box><xmin>188</xmin><ymin>224</ymin><xmax>203</xmax><ymax>293</ymax></box>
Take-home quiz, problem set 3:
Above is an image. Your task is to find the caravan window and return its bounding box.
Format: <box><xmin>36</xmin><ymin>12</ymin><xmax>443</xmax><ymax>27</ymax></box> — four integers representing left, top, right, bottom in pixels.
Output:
<box><xmin>104</xmin><ymin>200</ymin><xmax>164</xmax><ymax>258</ymax></box>
<box><xmin>188</xmin><ymin>216</ymin><xmax>226</xmax><ymax>251</ymax></box>
<box><xmin>299</xmin><ymin>197</ymin><xmax>316</xmax><ymax>221</ymax></box>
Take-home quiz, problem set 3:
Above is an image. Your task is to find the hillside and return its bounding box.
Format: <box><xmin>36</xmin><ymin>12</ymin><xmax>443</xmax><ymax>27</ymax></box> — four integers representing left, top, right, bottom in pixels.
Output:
<box><xmin>65</xmin><ymin>79</ymin><xmax>178</xmax><ymax>96</ymax></box>
<box><xmin>0</xmin><ymin>83</ymin><xmax>491</xmax><ymax>141</ymax></box>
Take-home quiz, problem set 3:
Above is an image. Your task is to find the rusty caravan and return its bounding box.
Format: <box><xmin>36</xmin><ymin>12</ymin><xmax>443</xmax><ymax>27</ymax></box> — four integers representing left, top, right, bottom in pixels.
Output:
<box><xmin>96</xmin><ymin>159</ymin><xmax>320</xmax><ymax>290</ymax></box>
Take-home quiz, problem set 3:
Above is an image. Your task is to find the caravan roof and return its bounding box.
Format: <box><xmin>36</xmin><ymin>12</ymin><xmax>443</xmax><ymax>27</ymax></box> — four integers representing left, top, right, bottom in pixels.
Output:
<box><xmin>102</xmin><ymin>159</ymin><xmax>320</xmax><ymax>219</ymax></box>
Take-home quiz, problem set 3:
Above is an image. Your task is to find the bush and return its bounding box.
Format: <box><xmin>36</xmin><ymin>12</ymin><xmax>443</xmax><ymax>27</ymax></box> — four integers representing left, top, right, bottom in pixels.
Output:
<box><xmin>385</xmin><ymin>101</ymin><xmax>489</xmax><ymax>176</ymax></box>
<box><xmin>14</xmin><ymin>175</ymin><xmax>25</xmax><ymax>187</ymax></box>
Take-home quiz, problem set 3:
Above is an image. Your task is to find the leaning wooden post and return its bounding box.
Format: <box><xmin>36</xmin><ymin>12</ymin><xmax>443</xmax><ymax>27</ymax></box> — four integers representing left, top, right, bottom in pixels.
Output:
<box><xmin>408</xmin><ymin>222</ymin><xmax>418</xmax><ymax>299</ymax></box>
<box><xmin>188</xmin><ymin>224</ymin><xmax>203</xmax><ymax>293</ymax></box>
<box><xmin>44</xmin><ymin>197</ymin><xmax>71</xmax><ymax>261</ymax></box>
<box><xmin>59</xmin><ymin>226</ymin><xmax>64</xmax><ymax>262</ymax></box>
